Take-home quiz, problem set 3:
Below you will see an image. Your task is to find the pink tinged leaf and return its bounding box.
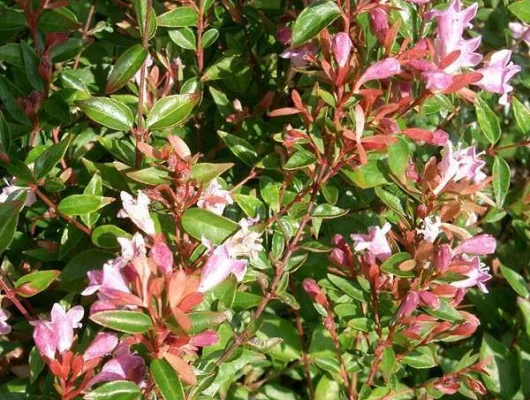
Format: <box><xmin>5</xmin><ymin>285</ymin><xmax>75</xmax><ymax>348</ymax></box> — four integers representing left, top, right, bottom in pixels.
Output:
<box><xmin>150</xmin><ymin>242</ymin><xmax>174</xmax><ymax>275</ymax></box>
<box><xmin>355</xmin><ymin>58</ymin><xmax>401</xmax><ymax>91</ymax></box>
<box><xmin>164</xmin><ymin>353</ymin><xmax>197</xmax><ymax>386</ymax></box>
<box><xmin>434</xmin><ymin>244</ymin><xmax>453</xmax><ymax>273</ymax></box>
<box><xmin>332</xmin><ymin>32</ymin><xmax>352</xmax><ymax>68</ymax></box>
<box><xmin>403</xmin><ymin>128</ymin><xmax>448</xmax><ymax>146</ymax></box>
<box><xmin>168</xmin><ymin>135</ymin><xmax>192</xmax><ymax>160</ymax></box>
<box><xmin>454</xmin><ymin>234</ymin><xmax>496</xmax><ymax>255</ymax></box>
<box><xmin>369</xmin><ymin>8</ymin><xmax>389</xmax><ymax>44</ymax></box>
<box><xmin>83</xmin><ymin>333</ymin><xmax>119</xmax><ymax>361</ymax></box>
<box><xmin>189</xmin><ymin>330</ymin><xmax>219</xmax><ymax>347</ymax></box>
<box><xmin>399</xmin><ymin>291</ymin><xmax>419</xmax><ymax>318</ymax></box>
<box><xmin>419</xmin><ymin>291</ymin><xmax>440</xmax><ymax>310</ymax></box>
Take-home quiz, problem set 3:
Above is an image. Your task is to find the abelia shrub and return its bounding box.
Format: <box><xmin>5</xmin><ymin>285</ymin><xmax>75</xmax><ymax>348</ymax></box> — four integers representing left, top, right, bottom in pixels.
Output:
<box><xmin>0</xmin><ymin>0</ymin><xmax>529</xmax><ymax>399</ymax></box>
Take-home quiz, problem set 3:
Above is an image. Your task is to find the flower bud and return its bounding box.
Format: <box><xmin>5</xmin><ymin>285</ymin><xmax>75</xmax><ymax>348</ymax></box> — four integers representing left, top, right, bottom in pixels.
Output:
<box><xmin>332</xmin><ymin>32</ymin><xmax>352</xmax><ymax>68</ymax></box>
<box><xmin>434</xmin><ymin>244</ymin><xmax>452</xmax><ymax>273</ymax></box>
<box><xmin>399</xmin><ymin>291</ymin><xmax>419</xmax><ymax>318</ymax></box>
<box><xmin>369</xmin><ymin>9</ymin><xmax>389</xmax><ymax>44</ymax></box>
<box><xmin>150</xmin><ymin>242</ymin><xmax>174</xmax><ymax>276</ymax></box>
<box><xmin>302</xmin><ymin>278</ymin><xmax>328</xmax><ymax>307</ymax></box>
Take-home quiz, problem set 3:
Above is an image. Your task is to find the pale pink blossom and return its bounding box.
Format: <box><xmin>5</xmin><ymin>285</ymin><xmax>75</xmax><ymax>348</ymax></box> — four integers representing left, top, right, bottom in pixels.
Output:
<box><xmin>0</xmin><ymin>178</ymin><xmax>36</xmax><ymax>207</ymax></box>
<box><xmin>88</xmin><ymin>344</ymin><xmax>146</xmax><ymax>388</ymax></box>
<box><xmin>0</xmin><ymin>308</ymin><xmax>11</xmax><ymax>335</ymax></box>
<box><xmin>189</xmin><ymin>330</ymin><xmax>219</xmax><ymax>347</ymax></box>
<box><xmin>83</xmin><ymin>332</ymin><xmax>119</xmax><ymax>361</ymax></box>
<box><xmin>475</xmin><ymin>50</ymin><xmax>521</xmax><ymax>105</ymax></box>
<box><xmin>451</xmin><ymin>256</ymin><xmax>492</xmax><ymax>293</ymax></box>
<box><xmin>197</xmin><ymin>179</ymin><xmax>234</xmax><ymax>215</ymax></box>
<box><xmin>369</xmin><ymin>8</ymin><xmax>389</xmax><ymax>44</ymax></box>
<box><xmin>356</xmin><ymin>58</ymin><xmax>401</xmax><ymax>90</ymax></box>
<box><xmin>332</xmin><ymin>32</ymin><xmax>353</xmax><ymax>68</ymax></box>
<box><xmin>416</xmin><ymin>216</ymin><xmax>442</xmax><ymax>243</ymax></box>
<box><xmin>32</xmin><ymin>304</ymin><xmax>84</xmax><ymax>359</ymax></box>
<box><xmin>454</xmin><ymin>234</ymin><xmax>496</xmax><ymax>255</ymax></box>
<box><xmin>198</xmin><ymin>244</ymin><xmax>248</xmax><ymax>292</ymax></box>
<box><xmin>117</xmin><ymin>191</ymin><xmax>156</xmax><ymax>236</ymax></box>
<box><xmin>433</xmin><ymin>142</ymin><xmax>487</xmax><ymax>195</ymax></box>
<box><xmin>82</xmin><ymin>260</ymin><xmax>131</xmax><ymax>297</ymax></box>
<box><xmin>117</xmin><ymin>233</ymin><xmax>146</xmax><ymax>262</ymax></box>
<box><xmin>150</xmin><ymin>242</ymin><xmax>174</xmax><ymax>275</ymax></box>
<box><xmin>509</xmin><ymin>22</ymin><xmax>530</xmax><ymax>46</ymax></box>
<box><xmin>280</xmin><ymin>44</ymin><xmax>317</xmax><ymax>68</ymax></box>
<box><xmin>224</xmin><ymin>218</ymin><xmax>263</xmax><ymax>259</ymax></box>
<box><xmin>351</xmin><ymin>223</ymin><xmax>392</xmax><ymax>261</ymax></box>
<box><xmin>434</xmin><ymin>244</ymin><xmax>452</xmax><ymax>273</ymax></box>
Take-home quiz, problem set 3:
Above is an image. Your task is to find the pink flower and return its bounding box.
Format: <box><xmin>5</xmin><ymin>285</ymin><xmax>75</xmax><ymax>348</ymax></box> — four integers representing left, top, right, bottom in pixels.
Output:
<box><xmin>451</xmin><ymin>256</ymin><xmax>492</xmax><ymax>293</ymax></box>
<box><xmin>32</xmin><ymin>304</ymin><xmax>84</xmax><ymax>359</ymax></box>
<box><xmin>454</xmin><ymin>234</ymin><xmax>496</xmax><ymax>255</ymax></box>
<box><xmin>332</xmin><ymin>32</ymin><xmax>352</xmax><ymax>68</ymax></box>
<box><xmin>434</xmin><ymin>244</ymin><xmax>453</xmax><ymax>273</ymax></box>
<box><xmin>150</xmin><ymin>242</ymin><xmax>174</xmax><ymax>275</ymax></box>
<box><xmin>416</xmin><ymin>216</ymin><xmax>442</xmax><ymax>243</ymax></box>
<box><xmin>82</xmin><ymin>260</ymin><xmax>131</xmax><ymax>297</ymax></box>
<box><xmin>117</xmin><ymin>191</ymin><xmax>156</xmax><ymax>236</ymax></box>
<box><xmin>197</xmin><ymin>179</ymin><xmax>234</xmax><ymax>216</ymax></box>
<box><xmin>423</xmin><ymin>70</ymin><xmax>453</xmax><ymax>92</ymax></box>
<box><xmin>224</xmin><ymin>218</ymin><xmax>263</xmax><ymax>259</ymax></box>
<box><xmin>351</xmin><ymin>223</ymin><xmax>392</xmax><ymax>261</ymax></box>
<box><xmin>475</xmin><ymin>50</ymin><xmax>521</xmax><ymax>105</ymax></box>
<box><xmin>399</xmin><ymin>291</ymin><xmax>419</xmax><ymax>317</ymax></box>
<box><xmin>509</xmin><ymin>22</ymin><xmax>530</xmax><ymax>46</ymax></box>
<box><xmin>88</xmin><ymin>344</ymin><xmax>146</xmax><ymax>388</ymax></box>
<box><xmin>369</xmin><ymin>8</ymin><xmax>389</xmax><ymax>44</ymax></box>
<box><xmin>356</xmin><ymin>58</ymin><xmax>401</xmax><ymax>90</ymax></box>
<box><xmin>280</xmin><ymin>44</ymin><xmax>317</xmax><ymax>68</ymax></box>
<box><xmin>83</xmin><ymin>332</ymin><xmax>119</xmax><ymax>361</ymax></box>
<box><xmin>198</xmin><ymin>244</ymin><xmax>248</xmax><ymax>292</ymax></box>
<box><xmin>0</xmin><ymin>308</ymin><xmax>11</xmax><ymax>335</ymax></box>
<box><xmin>189</xmin><ymin>330</ymin><xmax>219</xmax><ymax>347</ymax></box>
<box><xmin>118</xmin><ymin>233</ymin><xmax>146</xmax><ymax>262</ymax></box>
<box><xmin>433</xmin><ymin>142</ymin><xmax>487</xmax><ymax>195</ymax></box>
<box><xmin>0</xmin><ymin>177</ymin><xmax>36</xmax><ymax>207</ymax></box>
<box><xmin>302</xmin><ymin>278</ymin><xmax>329</xmax><ymax>307</ymax></box>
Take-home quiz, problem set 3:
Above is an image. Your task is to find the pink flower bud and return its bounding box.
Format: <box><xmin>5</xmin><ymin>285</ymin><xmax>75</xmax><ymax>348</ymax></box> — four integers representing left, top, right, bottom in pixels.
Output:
<box><xmin>369</xmin><ymin>9</ymin><xmax>389</xmax><ymax>44</ymax></box>
<box><xmin>150</xmin><ymin>242</ymin><xmax>174</xmax><ymax>275</ymax></box>
<box><xmin>276</xmin><ymin>27</ymin><xmax>292</xmax><ymax>45</ymax></box>
<box><xmin>454</xmin><ymin>234</ymin><xmax>496</xmax><ymax>255</ymax></box>
<box><xmin>434</xmin><ymin>244</ymin><xmax>453</xmax><ymax>273</ymax></box>
<box><xmin>419</xmin><ymin>291</ymin><xmax>440</xmax><ymax>310</ymax></box>
<box><xmin>84</xmin><ymin>333</ymin><xmax>119</xmax><ymax>361</ymax></box>
<box><xmin>330</xmin><ymin>248</ymin><xmax>348</xmax><ymax>267</ymax></box>
<box><xmin>332</xmin><ymin>32</ymin><xmax>352</xmax><ymax>68</ymax></box>
<box><xmin>399</xmin><ymin>291</ymin><xmax>419</xmax><ymax>318</ymax></box>
<box><xmin>302</xmin><ymin>278</ymin><xmax>328</xmax><ymax>307</ymax></box>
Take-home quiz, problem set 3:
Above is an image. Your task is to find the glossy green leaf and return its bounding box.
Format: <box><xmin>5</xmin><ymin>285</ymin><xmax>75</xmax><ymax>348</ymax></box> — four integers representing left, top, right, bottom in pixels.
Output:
<box><xmin>0</xmin><ymin>200</ymin><xmax>24</xmax><ymax>253</ymax></box>
<box><xmin>14</xmin><ymin>270</ymin><xmax>60</xmax><ymax>298</ymax></box>
<box><xmin>151</xmin><ymin>359</ymin><xmax>184</xmax><ymax>400</ymax></box>
<box><xmin>342</xmin><ymin>156</ymin><xmax>389</xmax><ymax>188</ymax></box>
<box><xmin>513</xmin><ymin>97</ymin><xmax>530</xmax><ymax>134</ymax></box>
<box><xmin>0</xmin><ymin>44</ymin><xmax>23</xmax><ymax>67</ymax></box>
<box><xmin>76</xmin><ymin>97</ymin><xmax>134</xmax><ymax>131</ymax></box>
<box><xmin>156</xmin><ymin>7</ymin><xmax>198</xmax><ymax>27</ymax></box>
<box><xmin>388</xmin><ymin>137</ymin><xmax>409</xmax><ymax>180</ymax></box>
<box><xmin>29</xmin><ymin>347</ymin><xmax>45</xmax><ymax>384</ymax></box>
<box><xmin>291</xmin><ymin>0</ymin><xmax>341</xmax><ymax>47</ymax></box>
<box><xmin>168</xmin><ymin>28</ymin><xmax>196</xmax><ymax>50</ymax></box>
<box><xmin>181</xmin><ymin>208</ymin><xmax>238</xmax><ymax>244</ymax></box>
<box><xmin>81</xmin><ymin>173</ymin><xmax>103</xmax><ymax>228</ymax></box>
<box><xmin>38</xmin><ymin>9</ymin><xmax>80</xmax><ymax>33</ymax></box>
<box><xmin>134</xmin><ymin>0</ymin><xmax>157</xmax><ymax>39</ymax></box>
<box><xmin>20</xmin><ymin>41</ymin><xmax>44</xmax><ymax>92</ymax></box>
<box><xmin>509</xmin><ymin>0</ymin><xmax>530</xmax><ymax>23</ymax></box>
<box><xmin>190</xmin><ymin>163</ymin><xmax>233</xmax><ymax>183</ymax></box>
<box><xmin>0</xmin><ymin>110</ymin><xmax>10</xmax><ymax>152</ymax></box>
<box><xmin>493</xmin><ymin>156</ymin><xmax>510</xmax><ymax>208</ymax></box>
<box><xmin>106</xmin><ymin>45</ymin><xmax>148</xmax><ymax>93</ymax></box>
<box><xmin>327</xmin><ymin>274</ymin><xmax>368</xmax><ymax>302</ymax></box>
<box><xmin>312</xmin><ymin>204</ymin><xmax>348</xmax><ymax>219</ymax></box>
<box><xmin>34</xmin><ymin>137</ymin><xmax>72</xmax><ymax>179</ymax></box>
<box><xmin>92</xmin><ymin>225</ymin><xmax>132</xmax><ymax>249</ymax></box>
<box><xmin>476</xmin><ymin>97</ymin><xmax>501</xmax><ymax>144</ymax></box>
<box><xmin>57</xmin><ymin>195</ymin><xmax>114</xmax><ymax>216</ymax></box>
<box><xmin>500</xmin><ymin>265</ymin><xmax>529</xmax><ymax>298</ymax></box>
<box><xmin>126</xmin><ymin>167</ymin><xmax>171</xmax><ymax>185</ymax></box>
<box><xmin>146</xmin><ymin>93</ymin><xmax>200</xmax><ymax>130</ymax></box>
<box><xmin>402</xmin><ymin>346</ymin><xmax>437</xmax><ymax>369</ymax></box>
<box><xmin>380</xmin><ymin>252</ymin><xmax>414</xmax><ymax>278</ymax></box>
<box><xmin>218</xmin><ymin>131</ymin><xmax>258</xmax><ymax>165</ymax></box>
<box><xmin>90</xmin><ymin>310</ymin><xmax>153</xmax><ymax>333</ymax></box>
<box><xmin>201</xmin><ymin>29</ymin><xmax>219</xmax><ymax>48</ymax></box>
<box><xmin>202</xmin><ymin>56</ymin><xmax>245</xmax><ymax>81</ymax></box>
<box><xmin>283</xmin><ymin>148</ymin><xmax>317</xmax><ymax>170</ymax></box>
<box><xmin>85</xmin><ymin>380</ymin><xmax>141</xmax><ymax>400</ymax></box>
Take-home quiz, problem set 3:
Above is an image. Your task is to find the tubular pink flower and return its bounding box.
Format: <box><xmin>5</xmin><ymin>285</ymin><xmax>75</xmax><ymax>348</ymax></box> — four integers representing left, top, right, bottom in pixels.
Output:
<box><xmin>88</xmin><ymin>345</ymin><xmax>146</xmax><ymax>388</ymax></box>
<box><xmin>0</xmin><ymin>308</ymin><xmax>11</xmax><ymax>335</ymax></box>
<box><xmin>198</xmin><ymin>244</ymin><xmax>248</xmax><ymax>292</ymax></box>
<box><xmin>197</xmin><ymin>179</ymin><xmax>234</xmax><ymax>216</ymax></box>
<box><xmin>189</xmin><ymin>330</ymin><xmax>219</xmax><ymax>347</ymax></box>
<box><xmin>356</xmin><ymin>58</ymin><xmax>401</xmax><ymax>90</ymax></box>
<box><xmin>475</xmin><ymin>50</ymin><xmax>521</xmax><ymax>105</ymax></box>
<box><xmin>369</xmin><ymin>8</ymin><xmax>389</xmax><ymax>44</ymax></box>
<box><xmin>351</xmin><ymin>223</ymin><xmax>392</xmax><ymax>261</ymax></box>
<box><xmin>83</xmin><ymin>332</ymin><xmax>119</xmax><ymax>361</ymax></box>
<box><xmin>150</xmin><ymin>242</ymin><xmax>174</xmax><ymax>275</ymax></box>
<box><xmin>0</xmin><ymin>177</ymin><xmax>36</xmax><ymax>207</ymax></box>
<box><xmin>454</xmin><ymin>234</ymin><xmax>496</xmax><ymax>255</ymax></box>
<box><xmin>451</xmin><ymin>256</ymin><xmax>492</xmax><ymax>293</ymax></box>
<box><xmin>117</xmin><ymin>191</ymin><xmax>156</xmax><ymax>236</ymax></box>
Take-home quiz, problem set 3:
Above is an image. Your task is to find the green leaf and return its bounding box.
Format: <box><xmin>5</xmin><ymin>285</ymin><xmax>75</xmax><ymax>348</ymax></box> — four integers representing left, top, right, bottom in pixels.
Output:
<box><xmin>402</xmin><ymin>346</ymin><xmax>437</xmax><ymax>369</ymax></box>
<box><xmin>90</xmin><ymin>310</ymin><xmax>153</xmax><ymax>334</ymax></box>
<box><xmin>380</xmin><ymin>252</ymin><xmax>414</xmax><ymax>278</ymax></box>
<box><xmin>347</xmin><ymin>317</ymin><xmax>375</xmax><ymax>332</ymax></box>
<box><xmin>34</xmin><ymin>137</ymin><xmax>72</xmax><ymax>179</ymax></box>
<box><xmin>126</xmin><ymin>167</ymin><xmax>171</xmax><ymax>185</ymax></box>
<box><xmin>312</xmin><ymin>204</ymin><xmax>348</xmax><ymax>219</ymax></box>
<box><xmin>260</xmin><ymin>176</ymin><xmax>281</xmax><ymax>213</ymax></box>
<box><xmin>509</xmin><ymin>0</ymin><xmax>530</xmax><ymax>23</ymax></box>
<box><xmin>168</xmin><ymin>28</ymin><xmax>196</xmax><ymax>50</ymax></box>
<box><xmin>0</xmin><ymin>44</ymin><xmax>23</xmax><ymax>67</ymax></box>
<box><xmin>92</xmin><ymin>225</ymin><xmax>132</xmax><ymax>249</ymax></box>
<box><xmin>480</xmin><ymin>333</ymin><xmax>520</xmax><ymax>398</ymax></box>
<box><xmin>14</xmin><ymin>270</ymin><xmax>60</xmax><ymax>298</ymax></box>
<box><xmin>218</xmin><ymin>130</ymin><xmax>258</xmax><ymax>165</ymax></box>
<box><xmin>202</xmin><ymin>29</ymin><xmax>219</xmax><ymax>48</ymax></box>
<box><xmin>20</xmin><ymin>41</ymin><xmax>44</xmax><ymax>93</ymax></box>
<box><xmin>190</xmin><ymin>163</ymin><xmax>233</xmax><ymax>183</ymax></box>
<box><xmin>0</xmin><ymin>110</ymin><xmax>11</xmax><ymax>152</ymax></box>
<box><xmin>37</xmin><ymin>9</ymin><xmax>80</xmax><ymax>33</ymax></box>
<box><xmin>291</xmin><ymin>0</ymin><xmax>341</xmax><ymax>47</ymax></box>
<box><xmin>374</xmin><ymin>187</ymin><xmax>405</xmax><ymax>216</ymax></box>
<box><xmin>60</xmin><ymin>249</ymin><xmax>113</xmax><ymax>290</ymax></box>
<box><xmin>283</xmin><ymin>148</ymin><xmax>317</xmax><ymax>170</ymax></box>
<box><xmin>342</xmin><ymin>156</ymin><xmax>389</xmax><ymax>188</ymax></box>
<box><xmin>76</xmin><ymin>97</ymin><xmax>134</xmax><ymax>131</ymax></box>
<box><xmin>424</xmin><ymin>298</ymin><xmax>463</xmax><ymax>322</ymax></box>
<box><xmin>202</xmin><ymin>56</ymin><xmax>245</xmax><ymax>82</ymax></box>
<box><xmin>327</xmin><ymin>274</ymin><xmax>368</xmax><ymax>302</ymax></box>
<box><xmin>81</xmin><ymin>173</ymin><xmax>103</xmax><ymax>228</ymax></box>
<box><xmin>151</xmin><ymin>359</ymin><xmax>185</xmax><ymax>400</ymax></box>
<box><xmin>500</xmin><ymin>265</ymin><xmax>529</xmax><ymax>298</ymax></box>
<box><xmin>0</xmin><ymin>76</ymin><xmax>30</xmax><ymax>125</ymax></box>
<box><xmin>4</xmin><ymin>159</ymin><xmax>35</xmax><ymax>184</ymax></box>
<box><xmin>476</xmin><ymin>97</ymin><xmax>501</xmax><ymax>144</ymax></box>
<box><xmin>388</xmin><ymin>138</ymin><xmax>409</xmax><ymax>180</ymax></box>
<box><xmin>106</xmin><ymin>45</ymin><xmax>148</xmax><ymax>93</ymax></box>
<box><xmin>512</xmin><ymin>97</ymin><xmax>530</xmax><ymax>134</ymax></box>
<box><xmin>98</xmin><ymin>136</ymin><xmax>136</xmax><ymax>165</ymax></box>
<box><xmin>156</xmin><ymin>6</ymin><xmax>198</xmax><ymax>27</ymax></box>
<box><xmin>85</xmin><ymin>381</ymin><xmax>141</xmax><ymax>400</ymax></box>
<box><xmin>0</xmin><ymin>200</ymin><xmax>24</xmax><ymax>253</ymax></box>
<box><xmin>29</xmin><ymin>347</ymin><xmax>45</xmax><ymax>384</ymax></box>
<box><xmin>134</xmin><ymin>0</ymin><xmax>157</xmax><ymax>39</ymax></box>
<box><xmin>256</xmin><ymin>315</ymin><xmax>301</xmax><ymax>362</ymax></box>
<box><xmin>181</xmin><ymin>208</ymin><xmax>238</xmax><ymax>244</ymax></box>
<box><xmin>493</xmin><ymin>156</ymin><xmax>510</xmax><ymax>208</ymax></box>
<box><xmin>146</xmin><ymin>93</ymin><xmax>200</xmax><ymax>130</ymax></box>
<box><xmin>57</xmin><ymin>195</ymin><xmax>114</xmax><ymax>216</ymax></box>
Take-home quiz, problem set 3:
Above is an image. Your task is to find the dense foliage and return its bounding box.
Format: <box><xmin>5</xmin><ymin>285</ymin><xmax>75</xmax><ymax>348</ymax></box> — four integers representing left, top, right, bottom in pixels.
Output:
<box><xmin>0</xmin><ymin>0</ymin><xmax>529</xmax><ymax>398</ymax></box>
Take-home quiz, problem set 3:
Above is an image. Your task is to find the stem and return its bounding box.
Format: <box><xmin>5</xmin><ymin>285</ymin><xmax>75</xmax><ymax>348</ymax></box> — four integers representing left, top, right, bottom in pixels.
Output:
<box><xmin>196</xmin><ymin>0</ymin><xmax>205</xmax><ymax>74</ymax></box>
<box><xmin>292</xmin><ymin>290</ymin><xmax>315</xmax><ymax>399</ymax></box>
<box><xmin>0</xmin><ymin>277</ymin><xmax>33</xmax><ymax>321</ymax></box>
<box><xmin>73</xmin><ymin>2</ymin><xmax>96</xmax><ymax>70</ymax></box>
<box><xmin>135</xmin><ymin>0</ymin><xmax>153</xmax><ymax>168</ymax></box>
<box><xmin>34</xmin><ymin>188</ymin><xmax>92</xmax><ymax>235</ymax></box>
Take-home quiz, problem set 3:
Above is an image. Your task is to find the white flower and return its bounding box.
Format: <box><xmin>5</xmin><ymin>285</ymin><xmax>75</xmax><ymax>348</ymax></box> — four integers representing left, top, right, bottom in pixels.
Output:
<box><xmin>225</xmin><ymin>218</ymin><xmax>263</xmax><ymax>259</ymax></box>
<box><xmin>417</xmin><ymin>216</ymin><xmax>442</xmax><ymax>243</ymax></box>
<box><xmin>197</xmin><ymin>179</ymin><xmax>234</xmax><ymax>216</ymax></box>
<box><xmin>117</xmin><ymin>191</ymin><xmax>156</xmax><ymax>236</ymax></box>
<box><xmin>0</xmin><ymin>178</ymin><xmax>36</xmax><ymax>207</ymax></box>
